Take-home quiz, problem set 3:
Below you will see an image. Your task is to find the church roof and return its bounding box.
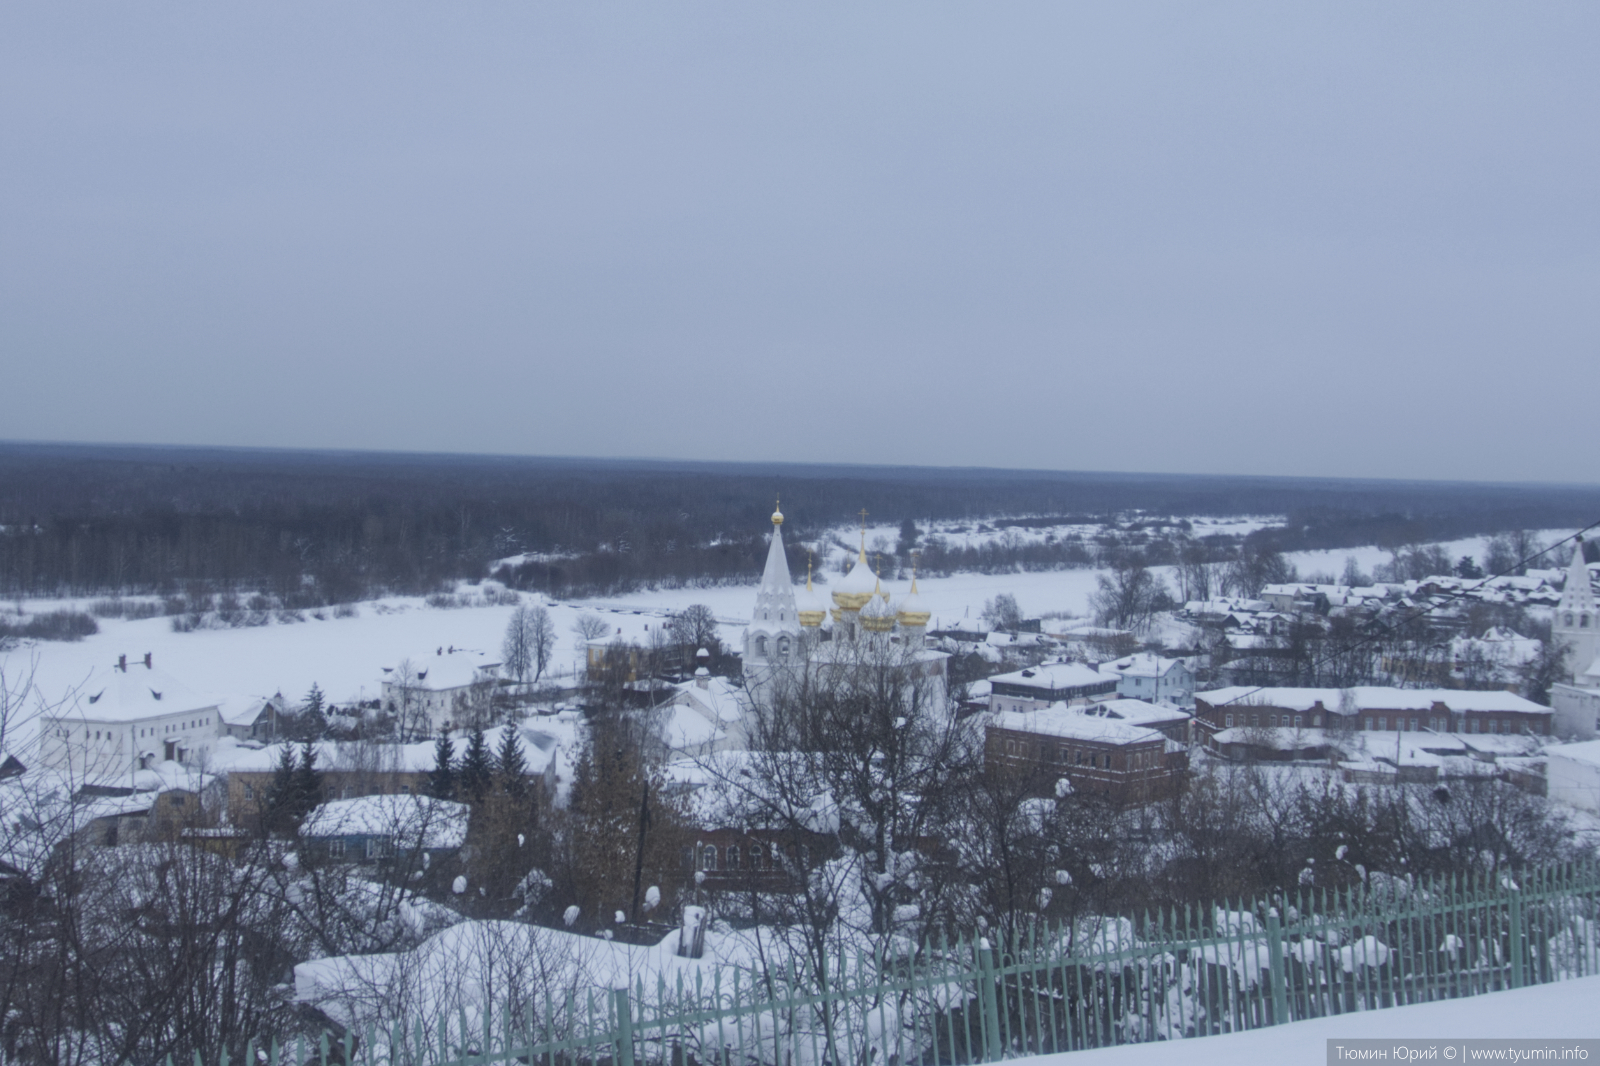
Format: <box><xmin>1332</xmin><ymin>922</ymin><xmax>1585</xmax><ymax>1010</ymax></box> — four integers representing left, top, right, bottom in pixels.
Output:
<box><xmin>833</xmin><ymin>544</ymin><xmax>878</xmax><ymax>609</ymax></box>
<box><xmin>749</xmin><ymin>506</ymin><xmax>800</xmax><ymax>635</ymax></box>
<box><xmin>1559</xmin><ymin>538</ymin><xmax>1596</xmax><ymax>613</ymax></box>
<box><xmin>797</xmin><ymin>561</ymin><xmax>829</xmax><ymax>625</ymax></box>
<box><xmin>896</xmin><ymin>576</ymin><xmax>931</xmax><ymax>627</ymax></box>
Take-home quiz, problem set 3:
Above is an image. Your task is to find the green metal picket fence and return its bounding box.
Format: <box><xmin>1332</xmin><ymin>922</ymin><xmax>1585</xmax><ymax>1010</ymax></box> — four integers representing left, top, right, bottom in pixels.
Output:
<box><xmin>240</xmin><ymin>860</ymin><xmax>1600</xmax><ymax>1066</ymax></box>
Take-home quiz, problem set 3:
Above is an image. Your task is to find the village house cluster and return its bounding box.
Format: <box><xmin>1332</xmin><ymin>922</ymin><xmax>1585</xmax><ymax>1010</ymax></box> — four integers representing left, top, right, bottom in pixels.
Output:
<box><xmin>12</xmin><ymin>515</ymin><xmax>1600</xmax><ymax>891</ymax></box>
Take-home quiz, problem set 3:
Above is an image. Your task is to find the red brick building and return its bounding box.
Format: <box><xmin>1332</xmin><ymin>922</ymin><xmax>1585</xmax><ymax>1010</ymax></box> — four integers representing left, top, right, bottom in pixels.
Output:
<box><xmin>1195</xmin><ymin>687</ymin><xmax>1552</xmax><ymax>740</ymax></box>
<box><xmin>984</xmin><ymin>704</ymin><xmax>1187</xmax><ymax>803</ymax></box>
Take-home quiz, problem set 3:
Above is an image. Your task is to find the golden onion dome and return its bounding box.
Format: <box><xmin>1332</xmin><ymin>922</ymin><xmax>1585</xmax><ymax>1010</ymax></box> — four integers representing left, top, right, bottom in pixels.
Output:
<box><xmin>896</xmin><ymin>576</ymin><xmax>931</xmax><ymax>628</ymax></box>
<box><xmin>832</xmin><ymin>547</ymin><xmax>878</xmax><ymax>611</ymax></box>
<box><xmin>861</xmin><ymin>578</ymin><xmax>896</xmax><ymax>632</ymax></box>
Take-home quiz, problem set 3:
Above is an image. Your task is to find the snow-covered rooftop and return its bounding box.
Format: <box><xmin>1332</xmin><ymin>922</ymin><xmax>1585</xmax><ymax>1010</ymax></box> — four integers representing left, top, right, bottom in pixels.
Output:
<box><xmin>1101</xmin><ymin>653</ymin><xmax>1186</xmax><ymax>679</ymax></box>
<box><xmin>383</xmin><ymin>648</ymin><xmax>500</xmax><ymax>691</ymax></box>
<box><xmin>50</xmin><ymin>661</ymin><xmax>218</xmax><ymax>723</ymax></box>
<box><xmin>990</xmin><ymin>662</ymin><xmax>1115</xmax><ymax>691</ymax></box>
<box><xmin>1083</xmin><ymin>698</ymin><xmax>1191</xmax><ymax>727</ymax></box>
<box><xmin>1548</xmin><ymin>739</ymin><xmax>1600</xmax><ymax>768</ymax></box>
<box><xmin>1196</xmin><ymin>686</ymin><xmax>1549</xmax><ymax>715</ymax></box>
<box><xmin>209</xmin><ymin>717</ymin><xmax>583</xmax><ymax>778</ymax></box>
<box><xmin>299</xmin><ymin>794</ymin><xmax>470</xmax><ymax>849</ymax></box>
<box><xmin>988</xmin><ymin>705</ymin><xmax>1167</xmax><ymax>746</ymax></box>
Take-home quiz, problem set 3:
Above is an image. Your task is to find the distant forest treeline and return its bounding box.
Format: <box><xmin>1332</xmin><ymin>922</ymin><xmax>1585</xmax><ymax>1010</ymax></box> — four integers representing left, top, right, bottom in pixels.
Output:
<box><xmin>2</xmin><ymin>443</ymin><xmax>1597</xmax><ymax>601</ymax></box>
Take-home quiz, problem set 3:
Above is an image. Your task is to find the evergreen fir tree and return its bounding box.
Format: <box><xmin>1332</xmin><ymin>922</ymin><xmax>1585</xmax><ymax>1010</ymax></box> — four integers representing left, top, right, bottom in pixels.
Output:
<box><xmin>262</xmin><ymin>743</ymin><xmax>298</xmax><ymax>835</ymax></box>
<box><xmin>459</xmin><ymin>726</ymin><xmax>493</xmax><ymax>803</ymax></box>
<box><xmin>495</xmin><ymin>726</ymin><xmax>529</xmax><ymax>799</ymax></box>
<box><xmin>299</xmin><ymin>682</ymin><xmax>328</xmax><ymax>739</ymax></box>
<box><xmin>428</xmin><ymin>730</ymin><xmax>457</xmax><ymax>800</ymax></box>
<box><xmin>291</xmin><ymin>738</ymin><xmax>324</xmax><ymax>819</ymax></box>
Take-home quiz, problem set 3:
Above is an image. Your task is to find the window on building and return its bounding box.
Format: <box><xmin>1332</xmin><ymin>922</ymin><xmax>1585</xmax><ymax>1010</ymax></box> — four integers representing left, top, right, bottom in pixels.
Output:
<box><xmin>702</xmin><ymin>846</ymin><xmax>718</xmax><ymax>872</ymax></box>
<box><xmin>749</xmin><ymin>844</ymin><xmax>763</xmax><ymax>869</ymax></box>
<box><xmin>243</xmin><ymin>783</ymin><xmax>255</xmax><ymax>799</ymax></box>
<box><xmin>681</xmin><ymin>847</ymin><xmax>694</xmax><ymax>870</ymax></box>
<box><xmin>329</xmin><ymin>839</ymin><xmax>345</xmax><ymax>859</ymax></box>
<box><xmin>1293</xmin><ymin>715</ymin><xmax>1303</xmax><ymax>730</ymax></box>
<box><xmin>1469</xmin><ymin>719</ymin><xmax>1479</xmax><ymax>733</ymax></box>
<box><xmin>728</xmin><ymin>846</ymin><xmax>741</xmax><ymax>870</ymax></box>
<box><xmin>366</xmin><ymin>837</ymin><xmax>392</xmax><ymax>859</ymax></box>
<box><xmin>1225</xmin><ymin>714</ymin><xmax>1234</xmax><ymax>728</ymax></box>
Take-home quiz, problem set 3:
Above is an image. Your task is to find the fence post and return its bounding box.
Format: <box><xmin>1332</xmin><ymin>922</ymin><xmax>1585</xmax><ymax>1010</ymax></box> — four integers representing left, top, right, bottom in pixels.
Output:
<box><xmin>1265</xmin><ymin>907</ymin><xmax>1289</xmax><ymax>1024</ymax></box>
<box><xmin>977</xmin><ymin>937</ymin><xmax>1003</xmax><ymax>1062</ymax></box>
<box><xmin>1507</xmin><ymin>885</ymin><xmax>1524</xmax><ymax>989</ymax></box>
<box><xmin>614</xmin><ymin>987</ymin><xmax>635</xmax><ymax>1066</ymax></box>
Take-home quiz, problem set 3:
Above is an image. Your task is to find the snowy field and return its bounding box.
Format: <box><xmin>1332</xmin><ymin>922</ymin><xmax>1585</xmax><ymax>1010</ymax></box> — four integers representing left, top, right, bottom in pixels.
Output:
<box><xmin>0</xmin><ymin>564</ymin><xmax>1109</xmax><ymax>735</ymax></box>
<box><xmin>1014</xmin><ymin>975</ymin><xmax>1600</xmax><ymax>1066</ymax></box>
<box><xmin>1283</xmin><ymin>530</ymin><xmax>1576</xmax><ymax>584</ymax></box>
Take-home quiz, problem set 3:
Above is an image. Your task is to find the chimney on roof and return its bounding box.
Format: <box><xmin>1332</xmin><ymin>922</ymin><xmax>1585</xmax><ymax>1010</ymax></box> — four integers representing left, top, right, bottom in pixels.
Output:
<box><xmin>143</xmin><ymin>652</ymin><xmax>152</xmax><ymax>669</ymax></box>
<box><xmin>118</xmin><ymin>654</ymin><xmax>127</xmax><ymax>672</ymax></box>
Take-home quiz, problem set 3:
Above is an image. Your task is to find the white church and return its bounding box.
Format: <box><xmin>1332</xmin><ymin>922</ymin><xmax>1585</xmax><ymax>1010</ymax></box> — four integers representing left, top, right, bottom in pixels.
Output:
<box><xmin>1551</xmin><ymin>536</ymin><xmax>1600</xmax><ymax>738</ymax></box>
<box><xmin>741</xmin><ymin>504</ymin><xmax>949</xmax><ymax>714</ymax></box>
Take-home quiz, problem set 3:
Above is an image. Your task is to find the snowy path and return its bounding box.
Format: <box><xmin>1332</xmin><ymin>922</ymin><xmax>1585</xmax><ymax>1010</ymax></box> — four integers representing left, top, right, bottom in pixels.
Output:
<box><xmin>1010</xmin><ymin>976</ymin><xmax>1600</xmax><ymax>1066</ymax></box>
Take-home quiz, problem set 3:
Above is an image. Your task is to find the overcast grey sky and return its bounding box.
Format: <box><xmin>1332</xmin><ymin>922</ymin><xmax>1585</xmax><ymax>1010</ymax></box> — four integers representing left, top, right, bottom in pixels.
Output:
<box><xmin>2</xmin><ymin>3</ymin><xmax>1595</xmax><ymax>483</ymax></box>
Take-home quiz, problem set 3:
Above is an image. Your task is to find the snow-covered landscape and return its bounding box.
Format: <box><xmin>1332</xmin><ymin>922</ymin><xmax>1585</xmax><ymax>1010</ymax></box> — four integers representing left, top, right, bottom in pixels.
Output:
<box><xmin>6</xmin><ymin>0</ymin><xmax>1600</xmax><ymax>1057</ymax></box>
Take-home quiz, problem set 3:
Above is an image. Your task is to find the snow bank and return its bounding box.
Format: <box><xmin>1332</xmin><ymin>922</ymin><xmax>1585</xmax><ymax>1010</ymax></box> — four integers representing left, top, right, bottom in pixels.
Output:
<box><xmin>1011</xmin><ymin>974</ymin><xmax>1600</xmax><ymax>1066</ymax></box>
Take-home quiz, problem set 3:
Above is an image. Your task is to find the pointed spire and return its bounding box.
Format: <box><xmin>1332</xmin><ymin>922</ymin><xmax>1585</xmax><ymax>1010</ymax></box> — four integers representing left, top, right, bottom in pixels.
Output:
<box><xmin>1561</xmin><ymin>535</ymin><xmax>1595</xmax><ymax>612</ymax></box>
<box><xmin>760</xmin><ymin>510</ymin><xmax>794</xmax><ymax>592</ymax></box>
<box><xmin>797</xmin><ymin>551</ymin><xmax>827</xmax><ymax>627</ymax></box>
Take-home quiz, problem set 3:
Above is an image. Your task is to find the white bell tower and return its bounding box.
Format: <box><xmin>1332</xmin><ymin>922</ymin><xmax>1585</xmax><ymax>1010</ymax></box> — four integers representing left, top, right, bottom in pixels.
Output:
<box><xmin>1555</xmin><ymin>536</ymin><xmax>1599</xmax><ymax>684</ymax></box>
<box><xmin>743</xmin><ymin>502</ymin><xmax>801</xmax><ymax>702</ymax></box>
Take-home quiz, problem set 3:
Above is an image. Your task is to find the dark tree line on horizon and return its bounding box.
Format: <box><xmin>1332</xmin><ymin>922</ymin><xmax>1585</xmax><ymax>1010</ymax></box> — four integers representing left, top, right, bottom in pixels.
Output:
<box><xmin>2</xmin><ymin>442</ymin><xmax>1596</xmax><ymax>601</ymax></box>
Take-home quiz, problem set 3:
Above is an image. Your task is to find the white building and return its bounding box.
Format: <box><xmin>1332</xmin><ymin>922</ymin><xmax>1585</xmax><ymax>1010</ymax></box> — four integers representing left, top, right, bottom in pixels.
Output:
<box><xmin>1554</xmin><ymin>538</ymin><xmax>1599</xmax><ymax>685</ymax></box>
<box><xmin>36</xmin><ymin>654</ymin><xmax>222</xmax><ymax>781</ymax></box>
<box><xmin>652</xmin><ymin>671</ymin><xmax>748</xmax><ymax>757</ymax></box>
<box><xmin>1547</xmin><ymin>740</ymin><xmax>1600</xmax><ymax>813</ymax></box>
<box><xmin>987</xmin><ymin>661</ymin><xmax>1119</xmax><ymax>714</ymax></box>
<box><xmin>1100</xmin><ymin>653</ymin><xmax>1195</xmax><ymax>707</ymax></box>
<box><xmin>1551</xmin><ymin>681</ymin><xmax>1600</xmax><ymax>740</ymax></box>
<box><xmin>381</xmin><ymin>647</ymin><xmax>501</xmax><ymax>734</ymax></box>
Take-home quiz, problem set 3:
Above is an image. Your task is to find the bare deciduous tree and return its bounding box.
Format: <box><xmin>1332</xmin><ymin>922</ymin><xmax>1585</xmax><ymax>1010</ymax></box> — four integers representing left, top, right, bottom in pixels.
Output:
<box><xmin>1091</xmin><ymin>553</ymin><xmax>1170</xmax><ymax>631</ymax></box>
<box><xmin>503</xmin><ymin>605</ymin><xmax>535</xmax><ymax>684</ymax></box>
<box><xmin>571</xmin><ymin>613</ymin><xmax>609</xmax><ymax>645</ymax></box>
